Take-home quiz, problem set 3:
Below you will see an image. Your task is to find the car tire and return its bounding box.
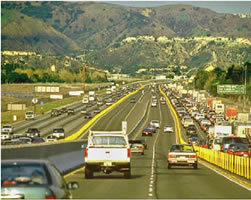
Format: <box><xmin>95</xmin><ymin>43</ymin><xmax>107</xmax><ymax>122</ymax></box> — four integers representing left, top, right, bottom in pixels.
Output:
<box><xmin>85</xmin><ymin>166</ymin><xmax>93</xmax><ymax>179</ymax></box>
<box><xmin>168</xmin><ymin>164</ymin><xmax>171</xmax><ymax>169</ymax></box>
<box><xmin>124</xmin><ymin>169</ymin><xmax>131</xmax><ymax>179</ymax></box>
<box><xmin>141</xmin><ymin>152</ymin><xmax>144</xmax><ymax>155</ymax></box>
<box><xmin>193</xmin><ymin>164</ymin><xmax>198</xmax><ymax>169</ymax></box>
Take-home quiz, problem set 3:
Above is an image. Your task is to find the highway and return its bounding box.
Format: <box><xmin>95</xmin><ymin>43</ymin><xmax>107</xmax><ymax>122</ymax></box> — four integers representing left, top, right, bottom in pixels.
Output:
<box><xmin>64</xmin><ymin>86</ymin><xmax>251</xmax><ymax>199</ymax></box>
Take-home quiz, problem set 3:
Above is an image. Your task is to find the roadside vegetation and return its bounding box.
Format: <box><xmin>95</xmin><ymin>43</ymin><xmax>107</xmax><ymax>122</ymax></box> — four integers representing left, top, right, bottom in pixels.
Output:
<box><xmin>1</xmin><ymin>63</ymin><xmax>108</xmax><ymax>84</ymax></box>
<box><xmin>194</xmin><ymin>62</ymin><xmax>251</xmax><ymax>102</ymax></box>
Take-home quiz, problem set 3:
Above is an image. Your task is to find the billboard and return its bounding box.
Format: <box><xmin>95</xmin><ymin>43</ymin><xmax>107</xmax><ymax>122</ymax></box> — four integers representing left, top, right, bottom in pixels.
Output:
<box><xmin>35</xmin><ymin>86</ymin><xmax>59</xmax><ymax>93</ymax></box>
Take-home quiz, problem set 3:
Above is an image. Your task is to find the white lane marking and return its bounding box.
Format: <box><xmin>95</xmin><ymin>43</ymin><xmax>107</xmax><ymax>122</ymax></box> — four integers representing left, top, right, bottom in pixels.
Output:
<box><xmin>147</xmin><ymin>90</ymin><xmax>163</xmax><ymax>198</ymax></box>
<box><xmin>199</xmin><ymin>161</ymin><xmax>251</xmax><ymax>191</ymax></box>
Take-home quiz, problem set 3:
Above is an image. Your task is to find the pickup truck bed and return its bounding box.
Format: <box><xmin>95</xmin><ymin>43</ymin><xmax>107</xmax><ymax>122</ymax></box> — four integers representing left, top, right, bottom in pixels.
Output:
<box><xmin>84</xmin><ymin>132</ymin><xmax>131</xmax><ymax>178</ymax></box>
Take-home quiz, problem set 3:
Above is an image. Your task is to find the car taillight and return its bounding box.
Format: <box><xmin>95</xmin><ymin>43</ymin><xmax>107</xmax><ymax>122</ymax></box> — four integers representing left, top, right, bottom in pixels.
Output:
<box><xmin>44</xmin><ymin>195</ymin><xmax>56</xmax><ymax>199</ymax></box>
<box><xmin>168</xmin><ymin>154</ymin><xmax>176</xmax><ymax>158</ymax></box>
<box><xmin>228</xmin><ymin>149</ymin><xmax>233</xmax><ymax>154</ymax></box>
<box><xmin>127</xmin><ymin>148</ymin><xmax>131</xmax><ymax>157</ymax></box>
<box><xmin>221</xmin><ymin>145</ymin><xmax>224</xmax><ymax>151</ymax></box>
<box><xmin>3</xmin><ymin>180</ymin><xmax>16</xmax><ymax>185</ymax></box>
<box><xmin>84</xmin><ymin>148</ymin><xmax>88</xmax><ymax>157</ymax></box>
<box><xmin>189</xmin><ymin>155</ymin><xmax>197</xmax><ymax>158</ymax></box>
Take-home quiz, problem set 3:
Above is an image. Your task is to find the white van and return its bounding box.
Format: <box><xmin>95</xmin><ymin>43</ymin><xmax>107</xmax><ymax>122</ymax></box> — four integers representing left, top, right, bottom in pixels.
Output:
<box><xmin>215</xmin><ymin>104</ymin><xmax>225</xmax><ymax>114</ymax></box>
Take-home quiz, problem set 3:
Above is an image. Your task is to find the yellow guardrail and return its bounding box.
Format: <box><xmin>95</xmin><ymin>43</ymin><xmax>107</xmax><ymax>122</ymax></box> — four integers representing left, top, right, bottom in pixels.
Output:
<box><xmin>194</xmin><ymin>146</ymin><xmax>251</xmax><ymax>180</ymax></box>
<box><xmin>64</xmin><ymin>85</ymin><xmax>145</xmax><ymax>141</ymax></box>
<box><xmin>159</xmin><ymin>85</ymin><xmax>186</xmax><ymax>144</ymax></box>
<box><xmin>159</xmin><ymin>85</ymin><xmax>251</xmax><ymax>180</ymax></box>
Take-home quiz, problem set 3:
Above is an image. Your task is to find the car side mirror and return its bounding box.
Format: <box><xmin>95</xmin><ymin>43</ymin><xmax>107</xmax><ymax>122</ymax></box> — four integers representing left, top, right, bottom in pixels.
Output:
<box><xmin>67</xmin><ymin>182</ymin><xmax>79</xmax><ymax>190</ymax></box>
<box><xmin>81</xmin><ymin>144</ymin><xmax>86</xmax><ymax>149</ymax></box>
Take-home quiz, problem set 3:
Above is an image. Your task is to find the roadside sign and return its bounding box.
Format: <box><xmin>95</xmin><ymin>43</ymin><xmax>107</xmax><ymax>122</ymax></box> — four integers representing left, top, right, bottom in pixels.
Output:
<box><xmin>32</xmin><ymin>98</ymin><xmax>38</xmax><ymax>104</ymax></box>
<box><xmin>217</xmin><ymin>85</ymin><xmax>245</xmax><ymax>94</ymax></box>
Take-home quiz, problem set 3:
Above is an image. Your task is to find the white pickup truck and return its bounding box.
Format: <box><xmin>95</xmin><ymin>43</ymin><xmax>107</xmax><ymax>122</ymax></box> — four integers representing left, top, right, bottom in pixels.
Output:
<box><xmin>83</xmin><ymin>131</ymin><xmax>131</xmax><ymax>179</ymax></box>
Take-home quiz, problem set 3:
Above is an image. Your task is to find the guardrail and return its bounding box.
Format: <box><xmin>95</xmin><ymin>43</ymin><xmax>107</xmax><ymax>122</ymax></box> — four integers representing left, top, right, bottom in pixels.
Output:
<box><xmin>159</xmin><ymin>85</ymin><xmax>251</xmax><ymax>181</ymax></box>
<box><xmin>194</xmin><ymin>146</ymin><xmax>251</xmax><ymax>180</ymax></box>
<box><xmin>1</xmin><ymin>86</ymin><xmax>145</xmax><ymax>174</ymax></box>
<box><xmin>1</xmin><ymin>140</ymin><xmax>86</xmax><ymax>174</ymax></box>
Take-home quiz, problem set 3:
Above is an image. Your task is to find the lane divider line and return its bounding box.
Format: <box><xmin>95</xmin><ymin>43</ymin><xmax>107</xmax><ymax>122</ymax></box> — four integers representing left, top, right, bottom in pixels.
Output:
<box><xmin>148</xmin><ymin>90</ymin><xmax>162</xmax><ymax>199</ymax></box>
<box><xmin>64</xmin><ymin>85</ymin><xmax>145</xmax><ymax>141</ymax></box>
<box><xmin>124</xmin><ymin>92</ymin><xmax>144</xmax><ymax>121</ymax></box>
<box><xmin>64</xmin><ymin>167</ymin><xmax>85</xmax><ymax>178</ymax></box>
<box><xmin>159</xmin><ymin>84</ymin><xmax>251</xmax><ymax>191</ymax></box>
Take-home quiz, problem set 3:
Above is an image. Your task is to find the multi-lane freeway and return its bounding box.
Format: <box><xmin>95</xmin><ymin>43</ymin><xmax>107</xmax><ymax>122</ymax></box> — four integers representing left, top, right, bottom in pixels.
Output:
<box><xmin>2</xmin><ymin>84</ymin><xmax>251</xmax><ymax>199</ymax></box>
<box><xmin>63</xmin><ymin>86</ymin><xmax>251</xmax><ymax>199</ymax></box>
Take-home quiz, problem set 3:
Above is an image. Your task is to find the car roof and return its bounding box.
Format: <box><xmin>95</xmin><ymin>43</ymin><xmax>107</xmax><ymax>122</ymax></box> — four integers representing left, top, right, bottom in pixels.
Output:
<box><xmin>2</xmin><ymin>159</ymin><xmax>52</xmax><ymax>165</ymax></box>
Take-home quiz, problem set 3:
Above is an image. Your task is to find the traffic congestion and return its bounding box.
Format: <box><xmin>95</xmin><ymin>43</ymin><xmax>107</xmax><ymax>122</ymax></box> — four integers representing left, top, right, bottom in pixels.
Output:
<box><xmin>1</xmin><ymin>82</ymin><xmax>251</xmax><ymax>199</ymax></box>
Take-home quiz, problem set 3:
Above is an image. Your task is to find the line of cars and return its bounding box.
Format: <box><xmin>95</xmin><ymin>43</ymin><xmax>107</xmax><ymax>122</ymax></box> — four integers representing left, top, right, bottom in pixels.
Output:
<box><xmin>164</xmin><ymin>86</ymin><xmax>251</xmax><ymax>157</ymax></box>
<box><xmin>1</xmin><ymin>126</ymin><xmax>66</xmax><ymax>145</ymax></box>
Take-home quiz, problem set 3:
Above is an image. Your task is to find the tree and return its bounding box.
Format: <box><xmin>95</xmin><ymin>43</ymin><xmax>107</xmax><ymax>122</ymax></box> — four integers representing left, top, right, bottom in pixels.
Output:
<box><xmin>1</xmin><ymin>72</ymin><xmax>7</xmax><ymax>84</ymax></box>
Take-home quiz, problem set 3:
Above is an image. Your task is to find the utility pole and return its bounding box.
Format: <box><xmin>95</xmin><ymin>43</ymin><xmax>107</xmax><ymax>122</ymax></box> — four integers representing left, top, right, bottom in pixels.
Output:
<box><xmin>243</xmin><ymin>63</ymin><xmax>247</xmax><ymax>112</ymax></box>
<box><xmin>83</xmin><ymin>50</ymin><xmax>86</xmax><ymax>91</ymax></box>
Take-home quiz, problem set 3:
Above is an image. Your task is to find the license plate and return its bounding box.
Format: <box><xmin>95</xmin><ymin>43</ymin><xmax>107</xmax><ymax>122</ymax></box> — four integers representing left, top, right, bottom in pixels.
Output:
<box><xmin>104</xmin><ymin>162</ymin><xmax>112</xmax><ymax>166</ymax></box>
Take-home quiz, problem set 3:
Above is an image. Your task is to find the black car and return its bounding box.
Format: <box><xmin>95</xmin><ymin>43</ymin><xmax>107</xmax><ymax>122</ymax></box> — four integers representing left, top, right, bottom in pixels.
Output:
<box><xmin>67</xmin><ymin>108</ymin><xmax>75</xmax><ymax>115</ymax></box>
<box><xmin>186</xmin><ymin>125</ymin><xmax>197</xmax><ymax>136</ymax></box>
<box><xmin>25</xmin><ymin>128</ymin><xmax>40</xmax><ymax>137</ymax></box>
<box><xmin>51</xmin><ymin>109</ymin><xmax>60</xmax><ymax>117</ymax></box>
<box><xmin>85</xmin><ymin>112</ymin><xmax>92</xmax><ymax>119</ymax></box>
<box><xmin>61</xmin><ymin>107</ymin><xmax>68</xmax><ymax>113</ymax></box>
<box><xmin>1</xmin><ymin>159</ymin><xmax>79</xmax><ymax>199</ymax></box>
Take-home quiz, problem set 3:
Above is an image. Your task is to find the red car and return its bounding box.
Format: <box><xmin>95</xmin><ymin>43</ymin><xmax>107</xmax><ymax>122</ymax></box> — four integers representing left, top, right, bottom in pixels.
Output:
<box><xmin>142</xmin><ymin>128</ymin><xmax>153</xmax><ymax>136</ymax></box>
<box><xmin>227</xmin><ymin>143</ymin><xmax>250</xmax><ymax>157</ymax></box>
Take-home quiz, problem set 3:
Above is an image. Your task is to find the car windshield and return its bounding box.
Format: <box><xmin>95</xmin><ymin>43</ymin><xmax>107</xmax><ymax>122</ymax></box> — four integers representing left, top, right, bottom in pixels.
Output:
<box><xmin>170</xmin><ymin>145</ymin><xmax>194</xmax><ymax>152</ymax></box>
<box><xmin>3</xmin><ymin>125</ymin><xmax>12</xmax><ymax>129</ymax></box>
<box><xmin>53</xmin><ymin>129</ymin><xmax>64</xmax><ymax>133</ymax></box>
<box><xmin>2</xmin><ymin>163</ymin><xmax>48</xmax><ymax>185</ymax></box>
<box><xmin>223</xmin><ymin>137</ymin><xmax>248</xmax><ymax>144</ymax></box>
<box><xmin>230</xmin><ymin>144</ymin><xmax>248</xmax><ymax>151</ymax></box>
<box><xmin>92</xmin><ymin>136</ymin><xmax>126</xmax><ymax>146</ymax></box>
<box><xmin>26</xmin><ymin>112</ymin><xmax>33</xmax><ymax>115</ymax></box>
<box><xmin>27</xmin><ymin>129</ymin><xmax>37</xmax><ymax>133</ymax></box>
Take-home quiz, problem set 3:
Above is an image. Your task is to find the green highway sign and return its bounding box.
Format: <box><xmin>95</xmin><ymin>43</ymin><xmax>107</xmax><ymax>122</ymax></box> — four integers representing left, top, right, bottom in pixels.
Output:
<box><xmin>217</xmin><ymin>85</ymin><xmax>245</xmax><ymax>94</ymax></box>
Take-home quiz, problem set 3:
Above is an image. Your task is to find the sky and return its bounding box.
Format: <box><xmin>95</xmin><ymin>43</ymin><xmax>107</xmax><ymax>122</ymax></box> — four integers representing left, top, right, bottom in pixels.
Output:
<box><xmin>103</xmin><ymin>1</ymin><xmax>251</xmax><ymax>14</ymax></box>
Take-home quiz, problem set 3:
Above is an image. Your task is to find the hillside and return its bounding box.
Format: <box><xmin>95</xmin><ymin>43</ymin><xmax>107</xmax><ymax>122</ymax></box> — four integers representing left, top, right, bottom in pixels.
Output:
<box><xmin>1</xmin><ymin>8</ymin><xmax>80</xmax><ymax>54</ymax></box>
<box><xmin>1</xmin><ymin>1</ymin><xmax>251</xmax><ymax>73</ymax></box>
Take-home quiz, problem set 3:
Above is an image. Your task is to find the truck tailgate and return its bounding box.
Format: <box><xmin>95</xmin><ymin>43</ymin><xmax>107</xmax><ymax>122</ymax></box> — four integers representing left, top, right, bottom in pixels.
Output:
<box><xmin>87</xmin><ymin>147</ymin><xmax>128</xmax><ymax>162</ymax></box>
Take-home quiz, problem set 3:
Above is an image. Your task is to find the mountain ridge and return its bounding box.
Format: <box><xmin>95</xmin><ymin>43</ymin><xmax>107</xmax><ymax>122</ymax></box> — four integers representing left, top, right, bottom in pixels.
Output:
<box><xmin>1</xmin><ymin>2</ymin><xmax>250</xmax><ymax>73</ymax></box>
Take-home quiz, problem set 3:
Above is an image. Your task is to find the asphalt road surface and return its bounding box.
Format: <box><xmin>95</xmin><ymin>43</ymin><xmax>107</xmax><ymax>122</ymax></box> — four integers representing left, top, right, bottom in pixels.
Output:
<box><xmin>65</xmin><ymin>87</ymin><xmax>251</xmax><ymax>199</ymax></box>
